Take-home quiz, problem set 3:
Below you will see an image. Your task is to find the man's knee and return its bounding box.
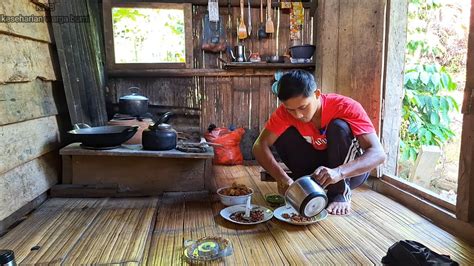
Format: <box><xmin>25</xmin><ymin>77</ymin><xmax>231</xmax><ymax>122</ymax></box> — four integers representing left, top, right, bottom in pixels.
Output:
<box><xmin>327</xmin><ymin>119</ymin><xmax>352</xmax><ymax>139</ymax></box>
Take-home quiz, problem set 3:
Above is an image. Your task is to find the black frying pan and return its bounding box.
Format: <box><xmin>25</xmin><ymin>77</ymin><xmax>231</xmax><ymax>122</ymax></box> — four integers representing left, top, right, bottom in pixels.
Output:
<box><xmin>68</xmin><ymin>124</ymin><xmax>138</xmax><ymax>148</ymax></box>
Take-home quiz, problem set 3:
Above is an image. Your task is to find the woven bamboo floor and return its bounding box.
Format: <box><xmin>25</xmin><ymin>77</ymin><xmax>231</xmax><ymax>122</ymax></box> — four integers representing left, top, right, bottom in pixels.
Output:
<box><xmin>0</xmin><ymin>165</ymin><xmax>473</xmax><ymax>265</ymax></box>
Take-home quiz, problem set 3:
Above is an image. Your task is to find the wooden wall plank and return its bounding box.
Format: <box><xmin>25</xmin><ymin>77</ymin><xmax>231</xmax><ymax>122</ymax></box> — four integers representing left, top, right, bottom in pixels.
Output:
<box><xmin>314</xmin><ymin>0</ymin><xmax>384</xmax><ymax>133</ymax></box>
<box><xmin>381</xmin><ymin>0</ymin><xmax>408</xmax><ymax>175</ymax></box>
<box><xmin>350</xmin><ymin>0</ymin><xmax>384</xmax><ymax>133</ymax></box>
<box><xmin>336</xmin><ymin>0</ymin><xmax>354</xmax><ymax>97</ymax></box>
<box><xmin>109</xmin><ymin>78</ymin><xmax>199</xmax><ymax>109</ymax></box>
<box><xmin>52</xmin><ymin>0</ymin><xmax>107</xmax><ymax>126</ymax></box>
<box><xmin>200</xmin><ymin>77</ymin><xmax>216</xmax><ymax>131</ymax></box>
<box><xmin>216</xmin><ymin>76</ymin><xmax>233</xmax><ymax>128</ymax></box>
<box><xmin>0</xmin><ymin>34</ymin><xmax>56</xmax><ymax>83</ymax></box>
<box><xmin>250</xmin><ymin>76</ymin><xmax>260</xmax><ymax>129</ymax></box>
<box><xmin>318</xmin><ymin>0</ymin><xmax>339</xmax><ymax>93</ymax></box>
<box><xmin>0</xmin><ymin>116</ymin><xmax>60</xmax><ymax>175</ymax></box>
<box><xmin>232</xmin><ymin>77</ymin><xmax>251</xmax><ymax>128</ymax></box>
<box><xmin>0</xmin><ymin>79</ymin><xmax>58</xmax><ymax>126</ymax></box>
<box><xmin>0</xmin><ymin>1</ymin><xmax>51</xmax><ymax>43</ymax></box>
<box><xmin>257</xmin><ymin>76</ymin><xmax>279</xmax><ymax>131</ymax></box>
<box><xmin>0</xmin><ymin>152</ymin><xmax>59</xmax><ymax>221</ymax></box>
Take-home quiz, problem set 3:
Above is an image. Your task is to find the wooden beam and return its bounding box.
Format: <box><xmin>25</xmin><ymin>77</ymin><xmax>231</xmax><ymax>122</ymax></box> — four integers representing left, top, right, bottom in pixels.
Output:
<box><xmin>51</xmin><ymin>0</ymin><xmax>108</xmax><ymax>126</ymax></box>
<box><xmin>456</xmin><ymin>0</ymin><xmax>474</xmax><ymax>223</ymax></box>
<box><xmin>50</xmin><ymin>184</ymin><xmax>143</xmax><ymax>198</ymax></box>
<box><xmin>108</xmin><ymin>68</ymin><xmax>283</xmax><ymax>77</ymax></box>
<box><xmin>381</xmin><ymin>0</ymin><xmax>408</xmax><ymax>176</ymax></box>
<box><xmin>108</xmin><ymin>0</ymin><xmax>312</xmax><ymax>9</ymax></box>
<box><xmin>382</xmin><ymin>174</ymin><xmax>455</xmax><ymax>213</ymax></box>
<box><xmin>370</xmin><ymin>177</ymin><xmax>474</xmax><ymax>245</ymax></box>
<box><xmin>457</xmin><ymin>114</ymin><xmax>474</xmax><ymax>222</ymax></box>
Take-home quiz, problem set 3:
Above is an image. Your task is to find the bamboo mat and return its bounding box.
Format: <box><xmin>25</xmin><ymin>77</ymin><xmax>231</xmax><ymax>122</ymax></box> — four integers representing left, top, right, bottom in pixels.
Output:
<box><xmin>0</xmin><ymin>165</ymin><xmax>473</xmax><ymax>265</ymax></box>
<box><xmin>62</xmin><ymin>198</ymin><xmax>158</xmax><ymax>265</ymax></box>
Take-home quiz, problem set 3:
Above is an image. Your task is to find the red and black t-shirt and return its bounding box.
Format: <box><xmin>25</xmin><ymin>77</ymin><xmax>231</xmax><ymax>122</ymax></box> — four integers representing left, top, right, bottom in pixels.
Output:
<box><xmin>265</xmin><ymin>93</ymin><xmax>375</xmax><ymax>150</ymax></box>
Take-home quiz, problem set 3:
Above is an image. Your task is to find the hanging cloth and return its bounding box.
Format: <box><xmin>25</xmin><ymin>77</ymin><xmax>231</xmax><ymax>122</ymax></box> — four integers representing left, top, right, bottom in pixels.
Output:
<box><xmin>290</xmin><ymin>1</ymin><xmax>304</xmax><ymax>40</ymax></box>
<box><xmin>208</xmin><ymin>0</ymin><xmax>220</xmax><ymax>22</ymax></box>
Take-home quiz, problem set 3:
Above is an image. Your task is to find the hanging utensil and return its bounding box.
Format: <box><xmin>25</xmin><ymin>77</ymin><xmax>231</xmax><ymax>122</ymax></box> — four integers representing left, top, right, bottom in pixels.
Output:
<box><xmin>238</xmin><ymin>0</ymin><xmax>248</xmax><ymax>39</ymax></box>
<box><xmin>275</xmin><ymin>4</ymin><xmax>280</xmax><ymax>56</ymax></box>
<box><xmin>247</xmin><ymin>0</ymin><xmax>252</xmax><ymax>37</ymax></box>
<box><xmin>208</xmin><ymin>0</ymin><xmax>219</xmax><ymax>22</ymax></box>
<box><xmin>265</xmin><ymin>0</ymin><xmax>274</xmax><ymax>33</ymax></box>
<box><xmin>258</xmin><ymin>0</ymin><xmax>267</xmax><ymax>39</ymax></box>
<box><xmin>227</xmin><ymin>0</ymin><xmax>232</xmax><ymax>31</ymax></box>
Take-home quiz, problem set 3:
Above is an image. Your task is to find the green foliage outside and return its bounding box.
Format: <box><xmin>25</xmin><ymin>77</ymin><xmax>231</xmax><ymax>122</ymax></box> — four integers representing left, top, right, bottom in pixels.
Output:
<box><xmin>112</xmin><ymin>7</ymin><xmax>185</xmax><ymax>63</ymax></box>
<box><xmin>400</xmin><ymin>0</ymin><xmax>460</xmax><ymax>162</ymax></box>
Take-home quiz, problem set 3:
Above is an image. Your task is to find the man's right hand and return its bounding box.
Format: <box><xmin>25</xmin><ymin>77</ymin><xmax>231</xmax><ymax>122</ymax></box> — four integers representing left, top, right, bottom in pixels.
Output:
<box><xmin>277</xmin><ymin>178</ymin><xmax>294</xmax><ymax>195</ymax></box>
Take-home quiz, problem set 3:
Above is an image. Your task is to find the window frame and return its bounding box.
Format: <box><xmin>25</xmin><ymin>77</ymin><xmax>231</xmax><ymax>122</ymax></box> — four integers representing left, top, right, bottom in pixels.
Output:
<box><xmin>102</xmin><ymin>0</ymin><xmax>193</xmax><ymax>71</ymax></box>
<box><xmin>381</xmin><ymin>0</ymin><xmax>474</xmax><ymax>227</ymax></box>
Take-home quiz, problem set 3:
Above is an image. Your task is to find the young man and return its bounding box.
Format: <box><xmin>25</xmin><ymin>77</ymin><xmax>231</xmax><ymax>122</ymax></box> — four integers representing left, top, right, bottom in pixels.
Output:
<box><xmin>253</xmin><ymin>70</ymin><xmax>386</xmax><ymax>215</ymax></box>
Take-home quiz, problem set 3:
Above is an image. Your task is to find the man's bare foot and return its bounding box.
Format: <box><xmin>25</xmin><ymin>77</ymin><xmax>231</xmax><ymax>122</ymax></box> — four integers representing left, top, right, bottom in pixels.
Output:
<box><xmin>326</xmin><ymin>201</ymin><xmax>351</xmax><ymax>215</ymax></box>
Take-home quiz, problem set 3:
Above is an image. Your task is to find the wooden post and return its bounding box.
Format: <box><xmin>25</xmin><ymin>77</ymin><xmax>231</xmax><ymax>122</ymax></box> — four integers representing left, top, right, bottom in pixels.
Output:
<box><xmin>456</xmin><ymin>0</ymin><xmax>474</xmax><ymax>223</ymax></box>
<box><xmin>409</xmin><ymin>145</ymin><xmax>442</xmax><ymax>189</ymax></box>
<box><xmin>381</xmin><ymin>0</ymin><xmax>408</xmax><ymax>176</ymax></box>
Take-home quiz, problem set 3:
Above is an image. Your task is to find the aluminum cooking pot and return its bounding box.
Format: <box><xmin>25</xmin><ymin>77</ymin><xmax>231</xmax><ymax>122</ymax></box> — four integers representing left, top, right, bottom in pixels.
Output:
<box><xmin>118</xmin><ymin>87</ymin><xmax>149</xmax><ymax>116</ymax></box>
<box><xmin>285</xmin><ymin>176</ymin><xmax>328</xmax><ymax>217</ymax></box>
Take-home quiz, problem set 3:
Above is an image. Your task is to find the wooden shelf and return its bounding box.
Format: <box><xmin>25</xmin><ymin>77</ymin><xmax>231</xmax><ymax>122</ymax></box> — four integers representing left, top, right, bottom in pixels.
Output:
<box><xmin>108</xmin><ymin>66</ymin><xmax>314</xmax><ymax>78</ymax></box>
<box><xmin>223</xmin><ymin>62</ymin><xmax>315</xmax><ymax>70</ymax></box>
<box><xmin>60</xmin><ymin>143</ymin><xmax>214</xmax><ymax>159</ymax></box>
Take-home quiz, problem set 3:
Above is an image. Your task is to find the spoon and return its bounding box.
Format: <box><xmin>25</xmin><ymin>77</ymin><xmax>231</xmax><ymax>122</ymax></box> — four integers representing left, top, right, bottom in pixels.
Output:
<box><xmin>238</xmin><ymin>0</ymin><xmax>248</xmax><ymax>39</ymax></box>
<box><xmin>243</xmin><ymin>196</ymin><xmax>252</xmax><ymax>221</ymax></box>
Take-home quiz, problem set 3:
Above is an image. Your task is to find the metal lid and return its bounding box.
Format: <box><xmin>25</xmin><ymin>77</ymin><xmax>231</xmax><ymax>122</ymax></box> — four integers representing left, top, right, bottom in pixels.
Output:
<box><xmin>157</xmin><ymin>123</ymin><xmax>172</xmax><ymax>130</ymax></box>
<box><xmin>119</xmin><ymin>92</ymin><xmax>148</xmax><ymax>101</ymax></box>
<box><xmin>119</xmin><ymin>87</ymin><xmax>148</xmax><ymax>101</ymax></box>
<box><xmin>0</xmin><ymin>250</ymin><xmax>15</xmax><ymax>264</ymax></box>
<box><xmin>302</xmin><ymin>195</ymin><xmax>327</xmax><ymax>217</ymax></box>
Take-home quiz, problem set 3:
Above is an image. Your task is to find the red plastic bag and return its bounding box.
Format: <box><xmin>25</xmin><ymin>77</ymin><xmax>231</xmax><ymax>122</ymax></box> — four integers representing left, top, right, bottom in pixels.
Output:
<box><xmin>205</xmin><ymin>127</ymin><xmax>245</xmax><ymax>165</ymax></box>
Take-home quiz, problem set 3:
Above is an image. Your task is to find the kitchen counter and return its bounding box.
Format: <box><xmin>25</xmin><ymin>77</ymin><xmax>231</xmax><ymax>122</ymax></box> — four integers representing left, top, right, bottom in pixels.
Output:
<box><xmin>58</xmin><ymin>143</ymin><xmax>215</xmax><ymax>196</ymax></box>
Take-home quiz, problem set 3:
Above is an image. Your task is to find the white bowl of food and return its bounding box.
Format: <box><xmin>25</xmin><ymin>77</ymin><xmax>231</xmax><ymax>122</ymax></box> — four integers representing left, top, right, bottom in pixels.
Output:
<box><xmin>217</xmin><ymin>183</ymin><xmax>254</xmax><ymax>206</ymax></box>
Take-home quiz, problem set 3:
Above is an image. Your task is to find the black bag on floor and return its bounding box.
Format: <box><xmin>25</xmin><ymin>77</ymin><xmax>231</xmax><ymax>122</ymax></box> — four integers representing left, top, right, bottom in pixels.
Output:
<box><xmin>381</xmin><ymin>240</ymin><xmax>459</xmax><ymax>265</ymax></box>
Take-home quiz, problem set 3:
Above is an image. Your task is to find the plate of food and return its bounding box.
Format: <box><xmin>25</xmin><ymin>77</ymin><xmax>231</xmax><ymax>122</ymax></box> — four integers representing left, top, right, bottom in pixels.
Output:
<box><xmin>273</xmin><ymin>204</ymin><xmax>328</xmax><ymax>225</ymax></box>
<box><xmin>220</xmin><ymin>204</ymin><xmax>273</xmax><ymax>225</ymax></box>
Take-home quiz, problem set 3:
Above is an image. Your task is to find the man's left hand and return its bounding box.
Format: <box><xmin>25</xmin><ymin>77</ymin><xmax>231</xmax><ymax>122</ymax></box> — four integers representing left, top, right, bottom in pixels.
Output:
<box><xmin>311</xmin><ymin>166</ymin><xmax>344</xmax><ymax>188</ymax></box>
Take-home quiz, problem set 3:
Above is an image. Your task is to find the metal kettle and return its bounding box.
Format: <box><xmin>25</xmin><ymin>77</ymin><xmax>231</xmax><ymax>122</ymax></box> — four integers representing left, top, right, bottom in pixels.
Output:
<box><xmin>228</xmin><ymin>45</ymin><xmax>248</xmax><ymax>62</ymax></box>
<box><xmin>285</xmin><ymin>176</ymin><xmax>328</xmax><ymax>217</ymax></box>
<box><xmin>142</xmin><ymin>112</ymin><xmax>177</xmax><ymax>151</ymax></box>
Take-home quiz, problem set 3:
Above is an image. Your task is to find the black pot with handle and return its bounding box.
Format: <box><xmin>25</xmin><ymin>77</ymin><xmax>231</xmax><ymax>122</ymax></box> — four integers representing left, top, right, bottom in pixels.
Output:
<box><xmin>119</xmin><ymin>87</ymin><xmax>149</xmax><ymax>116</ymax></box>
<box><xmin>142</xmin><ymin>112</ymin><xmax>177</xmax><ymax>151</ymax></box>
